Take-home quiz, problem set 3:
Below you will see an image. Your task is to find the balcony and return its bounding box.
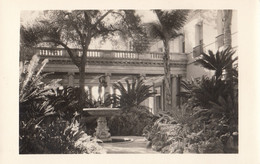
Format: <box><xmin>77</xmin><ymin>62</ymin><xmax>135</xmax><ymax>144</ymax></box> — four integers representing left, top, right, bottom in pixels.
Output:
<box><xmin>32</xmin><ymin>47</ymin><xmax>188</xmax><ymax>62</ymax></box>
<box><xmin>193</xmin><ymin>44</ymin><xmax>203</xmax><ymax>58</ymax></box>
<box><xmin>215</xmin><ymin>33</ymin><xmax>224</xmax><ymax>49</ymax></box>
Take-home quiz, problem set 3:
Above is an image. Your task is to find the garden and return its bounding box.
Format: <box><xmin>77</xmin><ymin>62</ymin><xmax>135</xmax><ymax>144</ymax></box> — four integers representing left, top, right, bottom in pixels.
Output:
<box><xmin>19</xmin><ymin>10</ymin><xmax>238</xmax><ymax>154</ymax></box>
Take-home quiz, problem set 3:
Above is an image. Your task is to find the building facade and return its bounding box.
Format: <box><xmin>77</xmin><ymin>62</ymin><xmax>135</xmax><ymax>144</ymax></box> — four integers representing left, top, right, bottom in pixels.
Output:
<box><xmin>33</xmin><ymin>10</ymin><xmax>237</xmax><ymax>114</ymax></box>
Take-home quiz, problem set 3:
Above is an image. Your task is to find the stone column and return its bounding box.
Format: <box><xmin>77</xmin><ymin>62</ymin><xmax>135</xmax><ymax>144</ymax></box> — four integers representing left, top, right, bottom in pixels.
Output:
<box><xmin>112</xmin><ymin>86</ymin><xmax>117</xmax><ymax>107</ymax></box>
<box><xmin>68</xmin><ymin>72</ymin><xmax>74</xmax><ymax>86</ymax></box>
<box><xmin>139</xmin><ymin>74</ymin><xmax>149</xmax><ymax>107</ymax></box>
<box><xmin>171</xmin><ymin>75</ymin><xmax>181</xmax><ymax>108</ymax></box>
<box><xmin>88</xmin><ymin>86</ymin><xmax>92</xmax><ymax>100</ymax></box>
<box><xmin>104</xmin><ymin>73</ymin><xmax>111</xmax><ymax>103</ymax></box>
<box><xmin>179</xmin><ymin>35</ymin><xmax>184</xmax><ymax>53</ymax></box>
<box><xmin>105</xmin><ymin>73</ymin><xmax>111</xmax><ymax>94</ymax></box>
<box><xmin>153</xmin><ymin>83</ymin><xmax>157</xmax><ymax>114</ymax></box>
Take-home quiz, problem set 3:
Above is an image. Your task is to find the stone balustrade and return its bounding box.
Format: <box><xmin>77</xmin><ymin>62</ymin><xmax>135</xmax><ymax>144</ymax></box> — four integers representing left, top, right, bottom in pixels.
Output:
<box><xmin>33</xmin><ymin>47</ymin><xmax>187</xmax><ymax>61</ymax></box>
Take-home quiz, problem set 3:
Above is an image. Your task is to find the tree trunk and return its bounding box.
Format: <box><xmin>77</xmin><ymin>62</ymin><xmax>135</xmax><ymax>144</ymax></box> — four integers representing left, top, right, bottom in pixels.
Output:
<box><xmin>79</xmin><ymin>62</ymin><xmax>86</xmax><ymax>108</ymax></box>
<box><xmin>223</xmin><ymin>10</ymin><xmax>233</xmax><ymax>81</ymax></box>
<box><xmin>78</xmin><ymin>37</ymin><xmax>91</xmax><ymax>109</ymax></box>
<box><xmin>78</xmin><ymin>46</ymin><xmax>88</xmax><ymax>108</ymax></box>
<box><xmin>223</xmin><ymin>10</ymin><xmax>232</xmax><ymax>49</ymax></box>
<box><xmin>163</xmin><ymin>38</ymin><xmax>172</xmax><ymax>111</ymax></box>
<box><xmin>223</xmin><ymin>10</ymin><xmax>234</xmax><ymax>99</ymax></box>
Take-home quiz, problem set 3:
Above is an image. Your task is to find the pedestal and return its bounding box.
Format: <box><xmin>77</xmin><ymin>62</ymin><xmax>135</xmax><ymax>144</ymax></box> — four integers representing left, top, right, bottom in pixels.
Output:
<box><xmin>94</xmin><ymin>117</ymin><xmax>112</xmax><ymax>142</ymax></box>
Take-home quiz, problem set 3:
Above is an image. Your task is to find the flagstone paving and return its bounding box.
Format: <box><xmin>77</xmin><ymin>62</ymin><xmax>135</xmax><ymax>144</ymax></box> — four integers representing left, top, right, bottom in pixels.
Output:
<box><xmin>100</xmin><ymin>136</ymin><xmax>159</xmax><ymax>154</ymax></box>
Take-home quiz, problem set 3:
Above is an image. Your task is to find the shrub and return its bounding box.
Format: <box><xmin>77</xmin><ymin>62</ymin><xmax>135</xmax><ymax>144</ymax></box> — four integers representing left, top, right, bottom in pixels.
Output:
<box><xmin>181</xmin><ymin>76</ymin><xmax>232</xmax><ymax>108</ymax></box>
<box><xmin>144</xmin><ymin>105</ymin><xmax>237</xmax><ymax>154</ymax></box>
<box><xmin>105</xmin><ymin>79</ymin><xmax>156</xmax><ymax>136</ymax></box>
<box><xmin>113</xmin><ymin>78</ymin><xmax>155</xmax><ymax>110</ymax></box>
<box><xmin>108</xmin><ymin>106</ymin><xmax>156</xmax><ymax>136</ymax></box>
<box><xmin>19</xmin><ymin>55</ymin><xmax>105</xmax><ymax>154</ymax></box>
<box><xmin>146</xmin><ymin>48</ymin><xmax>238</xmax><ymax>154</ymax></box>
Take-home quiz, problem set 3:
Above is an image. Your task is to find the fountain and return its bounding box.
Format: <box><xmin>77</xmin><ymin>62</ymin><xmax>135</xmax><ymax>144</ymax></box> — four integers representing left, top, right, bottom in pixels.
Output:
<box><xmin>83</xmin><ymin>107</ymin><xmax>122</xmax><ymax>142</ymax></box>
<box><xmin>83</xmin><ymin>75</ymin><xmax>131</xmax><ymax>142</ymax></box>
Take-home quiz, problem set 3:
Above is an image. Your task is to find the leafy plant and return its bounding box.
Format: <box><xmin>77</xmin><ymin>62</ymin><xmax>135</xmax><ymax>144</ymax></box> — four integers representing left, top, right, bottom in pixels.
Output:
<box><xmin>113</xmin><ymin>78</ymin><xmax>155</xmax><ymax>110</ymax></box>
<box><xmin>19</xmin><ymin>55</ymin><xmax>61</xmax><ymax>153</ymax></box>
<box><xmin>19</xmin><ymin>55</ymin><xmax>104</xmax><ymax>154</ymax></box>
<box><xmin>195</xmin><ymin>48</ymin><xmax>237</xmax><ymax>80</ymax></box>
<box><xmin>181</xmin><ymin>76</ymin><xmax>231</xmax><ymax>108</ymax></box>
<box><xmin>106</xmin><ymin>79</ymin><xmax>156</xmax><ymax>136</ymax></box>
<box><xmin>108</xmin><ymin>106</ymin><xmax>155</xmax><ymax>136</ymax></box>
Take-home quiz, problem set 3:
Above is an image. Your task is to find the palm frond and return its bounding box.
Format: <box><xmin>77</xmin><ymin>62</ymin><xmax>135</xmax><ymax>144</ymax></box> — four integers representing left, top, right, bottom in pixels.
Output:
<box><xmin>113</xmin><ymin>79</ymin><xmax>155</xmax><ymax>109</ymax></box>
<box><xmin>146</xmin><ymin>22</ymin><xmax>165</xmax><ymax>40</ymax></box>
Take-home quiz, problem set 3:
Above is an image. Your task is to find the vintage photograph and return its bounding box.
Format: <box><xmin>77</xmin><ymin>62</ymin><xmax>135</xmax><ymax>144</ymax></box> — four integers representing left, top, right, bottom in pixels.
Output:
<box><xmin>19</xmin><ymin>10</ymin><xmax>238</xmax><ymax>154</ymax></box>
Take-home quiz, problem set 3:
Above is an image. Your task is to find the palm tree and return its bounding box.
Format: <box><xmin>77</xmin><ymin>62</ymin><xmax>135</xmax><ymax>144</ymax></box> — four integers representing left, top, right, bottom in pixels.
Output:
<box><xmin>113</xmin><ymin>79</ymin><xmax>155</xmax><ymax>110</ymax></box>
<box><xmin>223</xmin><ymin>10</ymin><xmax>232</xmax><ymax>49</ymax></box>
<box><xmin>146</xmin><ymin>10</ymin><xmax>189</xmax><ymax>111</ymax></box>
<box><xmin>195</xmin><ymin>48</ymin><xmax>237</xmax><ymax>80</ymax></box>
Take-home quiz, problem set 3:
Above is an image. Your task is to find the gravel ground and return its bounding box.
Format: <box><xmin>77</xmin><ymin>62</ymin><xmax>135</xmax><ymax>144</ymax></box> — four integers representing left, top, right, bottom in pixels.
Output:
<box><xmin>99</xmin><ymin>136</ymin><xmax>159</xmax><ymax>154</ymax></box>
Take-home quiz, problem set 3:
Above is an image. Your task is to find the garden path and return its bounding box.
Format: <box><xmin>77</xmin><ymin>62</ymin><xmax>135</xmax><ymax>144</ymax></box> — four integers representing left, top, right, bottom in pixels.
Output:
<box><xmin>100</xmin><ymin>136</ymin><xmax>159</xmax><ymax>154</ymax></box>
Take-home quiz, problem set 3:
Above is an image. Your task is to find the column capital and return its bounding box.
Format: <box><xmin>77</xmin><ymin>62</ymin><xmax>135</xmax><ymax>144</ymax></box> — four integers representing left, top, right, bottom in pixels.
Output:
<box><xmin>105</xmin><ymin>73</ymin><xmax>111</xmax><ymax>77</ymax></box>
<box><xmin>171</xmin><ymin>74</ymin><xmax>177</xmax><ymax>78</ymax></box>
<box><xmin>68</xmin><ymin>72</ymin><xmax>75</xmax><ymax>76</ymax></box>
<box><xmin>171</xmin><ymin>74</ymin><xmax>183</xmax><ymax>78</ymax></box>
<box><xmin>139</xmin><ymin>73</ymin><xmax>146</xmax><ymax>77</ymax></box>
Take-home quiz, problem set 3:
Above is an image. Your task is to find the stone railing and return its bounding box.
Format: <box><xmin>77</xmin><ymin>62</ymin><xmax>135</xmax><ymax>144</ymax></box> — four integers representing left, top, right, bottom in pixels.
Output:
<box><xmin>193</xmin><ymin>44</ymin><xmax>204</xmax><ymax>58</ymax></box>
<box><xmin>33</xmin><ymin>47</ymin><xmax>187</xmax><ymax>61</ymax></box>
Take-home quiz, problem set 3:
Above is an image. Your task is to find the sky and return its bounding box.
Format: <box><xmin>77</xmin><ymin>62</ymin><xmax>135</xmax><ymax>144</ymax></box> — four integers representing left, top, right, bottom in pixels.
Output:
<box><xmin>20</xmin><ymin>10</ymin><xmax>158</xmax><ymax>50</ymax></box>
<box><xmin>20</xmin><ymin>10</ymin><xmax>157</xmax><ymax>27</ymax></box>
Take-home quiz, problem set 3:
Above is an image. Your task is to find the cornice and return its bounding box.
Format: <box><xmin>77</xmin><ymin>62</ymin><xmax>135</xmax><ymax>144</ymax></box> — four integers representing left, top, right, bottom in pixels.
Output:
<box><xmin>43</xmin><ymin>57</ymin><xmax>187</xmax><ymax>68</ymax></box>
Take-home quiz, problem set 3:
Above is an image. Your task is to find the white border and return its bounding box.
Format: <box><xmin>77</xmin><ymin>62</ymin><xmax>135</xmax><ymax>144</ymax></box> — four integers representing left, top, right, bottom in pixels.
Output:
<box><xmin>0</xmin><ymin>0</ymin><xmax>259</xmax><ymax>163</ymax></box>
